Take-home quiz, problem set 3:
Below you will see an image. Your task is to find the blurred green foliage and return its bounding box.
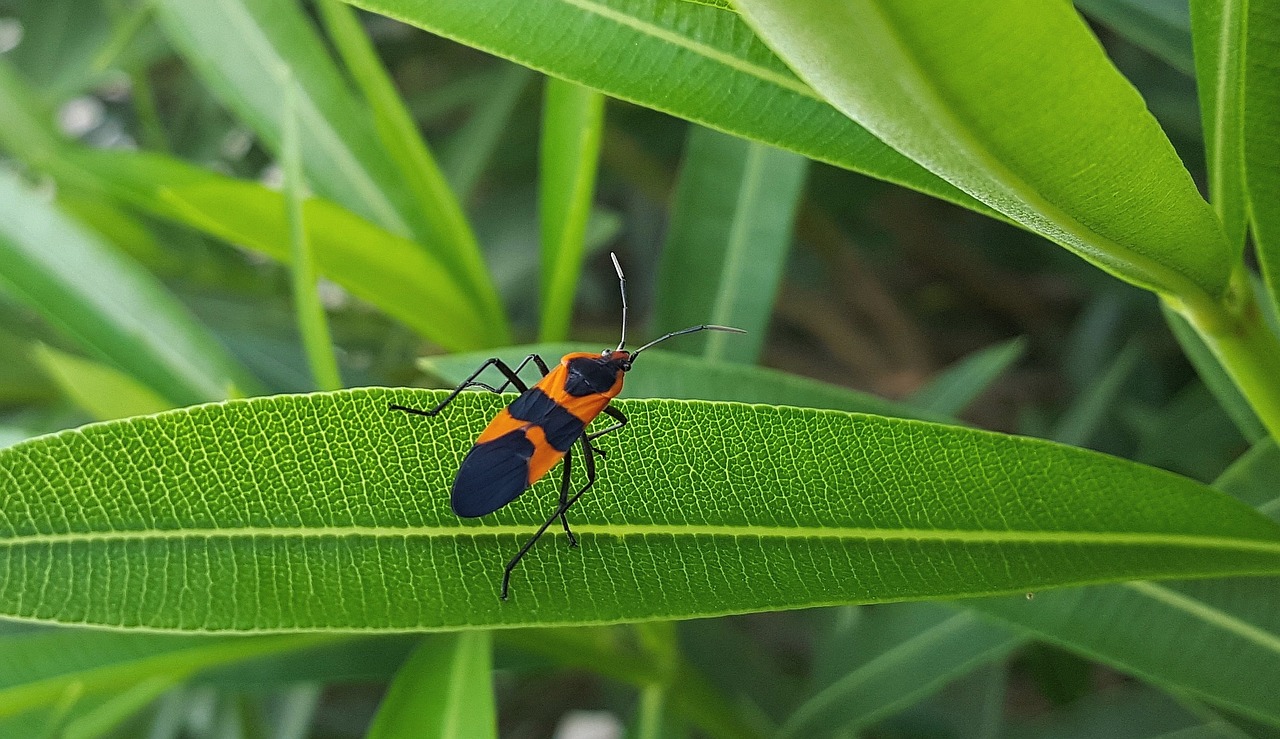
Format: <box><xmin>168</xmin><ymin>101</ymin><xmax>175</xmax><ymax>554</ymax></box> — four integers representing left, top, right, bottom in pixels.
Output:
<box><xmin>1</xmin><ymin>0</ymin><xmax>1278</xmax><ymax>736</ymax></box>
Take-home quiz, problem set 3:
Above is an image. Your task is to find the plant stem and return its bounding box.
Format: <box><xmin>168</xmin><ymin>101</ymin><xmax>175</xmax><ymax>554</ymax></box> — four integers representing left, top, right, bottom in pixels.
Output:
<box><xmin>1171</xmin><ymin>266</ymin><xmax>1280</xmax><ymax>444</ymax></box>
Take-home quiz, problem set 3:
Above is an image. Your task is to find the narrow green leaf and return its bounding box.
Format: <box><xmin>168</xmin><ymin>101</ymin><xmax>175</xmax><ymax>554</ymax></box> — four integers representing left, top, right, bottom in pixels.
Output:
<box><xmin>1075</xmin><ymin>0</ymin><xmax>1195</xmax><ymax>76</ymax></box>
<box><xmin>152</xmin><ymin>0</ymin><xmax>411</xmax><ymax>241</ymax></box>
<box><xmin>419</xmin><ymin>344</ymin><xmax>948</xmax><ymax>422</ymax></box>
<box><xmin>441</xmin><ymin>64</ymin><xmax>533</xmax><ymax>199</ymax></box>
<box><xmin>312</xmin><ymin>0</ymin><xmax>507</xmax><ymax>334</ymax></box>
<box><xmin>970</xmin><ymin>440</ymin><xmax>1280</xmax><ymax>726</ymax></box>
<box><xmin>906</xmin><ymin>337</ymin><xmax>1026</xmax><ymax>417</ymax></box>
<box><xmin>340</xmin><ymin>0</ymin><xmax>996</xmax><ymax>220</ymax></box>
<box><xmin>1049</xmin><ymin>340</ymin><xmax>1144</xmax><ymax>448</ymax></box>
<box><xmin>56</xmin><ymin>675</ymin><xmax>179</xmax><ymax>739</ymax></box>
<box><xmin>539</xmin><ymin>78</ymin><xmax>606</xmax><ymax>342</ymax></box>
<box><xmin>498</xmin><ymin>627</ymin><xmax>760</xmax><ymax>738</ymax></box>
<box><xmin>1190</xmin><ymin>0</ymin><xmax>1248</xmax><ymax>254</ymax></box>
<box><xmin>655</xmin><ymin>127</ymin><xmax>806</xmax><ymax>364</ymax></box>
<box><xmin>2</xmin><ymin>389</ymin><xmax>1280</xmax><ymax>631</ymax></box>
<box><xmin>0</xmin><ymin>169</ymin><xmax>256</xmax><ymax>406</ymax></box>
<box><xmin>0</xmin><ymin>630</ymin><xmax>337</xmax><ymax>720</ymax></box>
<box><xmin>66</xmin><ymin>148</ymin><xmax>496</xmax><ymax>352</ymax></box>
<box><xmin>281</xmin><ymin>72</ymin><xmax>343</xmax><ymax>392</ymax></box>
<box><xmin>1162</xmin><ymin>303</ymin><xmax>1266</xmax><ymax>443</ymax></box>
<box><xmin>32</xmin><ymin>345</ymin><xmax>172</xmax><ymax>421</ymax></box>
<box><xmin>783</xmin><ymin>604</ymin><xmax>1022</xmax><ymax>737</ymax></box>
<box><xmin>1241</xmin><ymin>2</ymin><xmax>1280</xmax><ymax>322</ymax></box>
<box><xmin>367</xmin><ymin>633</ymin><xmax>497</xmax><ymax>739</ymax></box>
<box><xmin>733</xmin><ymin>0</ymin><xmax>1233</xmax><ymax>304</ymax></box>
<box><xmin>311</xmin><ymin>0</ymin><xmax>504</xmax><ymax>326</ymax></box>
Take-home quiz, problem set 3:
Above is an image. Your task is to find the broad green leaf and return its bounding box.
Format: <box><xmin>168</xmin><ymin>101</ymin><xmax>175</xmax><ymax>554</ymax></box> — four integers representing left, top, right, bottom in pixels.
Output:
<box><xmin>367</xmin><ymin>634</ymin><xmax>497</xmax><ymax>739</ymax></box>
<box><xmin>733</xmin><ymin>0</ymin><xmax>1233</xmax><ymax>304</ymax></box>
<box><xmin>1241</xmin><ymin>1</ymin><xmax>1280</xmax><ymax>322</ymax></box>
<box><xmin>66</xmin><ymin>148</ymin><xmax>496</xmax><ymax>352</ymax></box>
<box><xmin>33</xmin><ymin>345</ymin><xmax>172</xmax><ymax>421</ymax></box>
<box><xmin>784</xmin><ymin>604</ymin><xmax>1022</xmax><ymax>737</ymax></box>
<box><xmin>906</xmin><ymin>337</ymin><xmax>1026</xmax><ymax>417</ymax></box>
<box><xmin>0</xmin><ymin>629</ymin><xmax>336</xmax><ymax>720</ymax></box>
<box><xmin>313</xmin><ymin>0</ymin><xmax>505</xmax><ymax>332</ymax></box>
<box><xmin>970</xmin><ymin>440</ymin><xmax>1280</xmax><ymax>725</ymax></box>
<box><xmin>0</xmin><ymin>169</ymin><xmax>256</xmax><ymax>406</ymax></box>
<box><xmin>1190</xmin><ymin>0</ymin><xmax>1248</xmax><ymax>254</ymax></box>
<box><xmin>654</xmin><ymin>126</ymin><xmax>806</xmax><ymax>364</ymax></box>
<box><xmin>539</xmin><ymin>78</ymin><xmax>606</xmax><ymax>342</ymax></box>
<box><xmin>340</xmin><ymin>0</ymin><xmax>996</xmax><ymax>219</ymax></box>
<box><xmin>441</xmin><ymin>64</ymin><xmax>534</xmax><ymax>199</ymax></box>
<box><xmin>1075</xmin><ymin>0</ymin><xmax>1195</xmax><ymax>76</ymax></box>
<box><xmin>3</xmin><ymin>388</ymin><xmax>1280</xmax><ymax>631</ymax></box>
<box><xmin>1162</xmin><ymin>303</ymin><xmax>1266</xmax><ymax>443</ymax></box>
<box><xmin>419</xmin><ymin>343</ymin><xmax>947</xmax><ymax>421</ymax></box>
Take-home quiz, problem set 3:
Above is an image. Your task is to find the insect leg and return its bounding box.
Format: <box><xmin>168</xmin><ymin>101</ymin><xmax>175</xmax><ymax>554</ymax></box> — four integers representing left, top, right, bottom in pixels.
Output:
<box><xmin>557</xmin><ymin>446</ymin><xmax>578</xmax><ymax>547</ymax></box>
<box><xmin>500</xmin><ymin>436</ymin><xmax>599</xmax><ymax>600</ymax></box>
<box><xmin>587</xmin><ymin>405</ymin><xmax>628</xmax><ymax>441</ymax></box>
<box><xmin>388</xmin><ymin>356</ymin><xmax>540</xmax><ymax>416</ymax></box>
<box><xmin>492</xmin><ymin>354</ymin><xmax>552</xmax><ymax>393</ymax></box>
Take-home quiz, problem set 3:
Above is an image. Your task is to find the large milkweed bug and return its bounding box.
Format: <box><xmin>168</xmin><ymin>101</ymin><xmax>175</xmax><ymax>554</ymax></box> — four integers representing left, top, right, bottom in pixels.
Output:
<box><xmin>390</xmin><ymin>254</ymin><xmax>745</xmax><ymax>599</ymax></box>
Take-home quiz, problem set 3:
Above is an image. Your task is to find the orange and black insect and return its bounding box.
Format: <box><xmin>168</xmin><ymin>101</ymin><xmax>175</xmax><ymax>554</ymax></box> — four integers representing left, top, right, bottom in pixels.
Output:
<box><xmin>390</xmin><ymin>254</ymin><xmax>744</xmax><ymax>598</ymax></box>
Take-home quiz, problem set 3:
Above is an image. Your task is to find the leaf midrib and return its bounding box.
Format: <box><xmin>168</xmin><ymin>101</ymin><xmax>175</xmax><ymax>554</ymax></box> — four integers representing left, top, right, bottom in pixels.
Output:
<box><xmin>5</xmin><ymin>524</ymin><xmax>1280</xmax><ymax>554</ymax></box>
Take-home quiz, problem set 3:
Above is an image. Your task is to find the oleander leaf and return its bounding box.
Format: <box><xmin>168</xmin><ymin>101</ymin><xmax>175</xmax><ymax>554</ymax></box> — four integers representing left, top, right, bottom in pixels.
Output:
<box><xmin>733</xmin><ymin>0</ymin><xmax>1233</xmax><ymax>302</ymax></box>
<box><xmin>2</xmin><ymin>389</ymin><xmax>1280</xmax><ymax>631</ymax></box>
<box><xmin>340</xmin><ymin>0</ymin><xmax>995</xmax><ymax>219</ymax></box>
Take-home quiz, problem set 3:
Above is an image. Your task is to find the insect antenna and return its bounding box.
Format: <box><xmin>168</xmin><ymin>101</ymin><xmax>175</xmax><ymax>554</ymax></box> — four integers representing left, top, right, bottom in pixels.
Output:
<box><xmin>630</xmin><ymin>324</ymin><xmax>746</xmax><ymax>360</ymax></box>
<box><xmin>611</xmin><ymin>252</ymin><xmax>628</xmax><ymax>351</ymax></box>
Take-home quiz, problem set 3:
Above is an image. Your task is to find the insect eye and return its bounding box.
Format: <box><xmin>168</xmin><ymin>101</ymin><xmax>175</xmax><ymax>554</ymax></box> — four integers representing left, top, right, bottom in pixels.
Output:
<box><xmin>601</xmin><ymin>349</ymin><xmax>610</xmax><ymax>357</ymax></box>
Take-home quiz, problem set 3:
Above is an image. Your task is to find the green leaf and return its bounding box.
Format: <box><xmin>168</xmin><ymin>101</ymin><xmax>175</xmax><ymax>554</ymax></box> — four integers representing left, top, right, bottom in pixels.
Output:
<box><xmin>367</xmin><ymin>634</ymin><xmax>497</xmax><ymax>739</ymax></box>
<box><xmin>152</xmin><ymin>0</ymin><xmax>406</xmax><ymax>239</ymax></box>
<box><xmin>1049</xmin><ymin>340</ymin><xmax>1144</xmax><ymax>448</ymax></box>
<box><xmin>733</xmin><ymin>0</ymin><xmax>1233</xmax><ymax>304</ymax></box>
<box><xmin>0</xmin><ymin>169</ymin><xmax>256</xmax><ymax>406</ymax></box>
<box><xmin>441</xmin><ymin>64</ymin><xmax>533</xmax><ymax>200</ymax></box>
<box><xmin>1190</xmin><ymin>0</ymin><xmax>1248</xmax><ymax>254</ymax></box>
<box><xmin>67</xmin><ymin>149</ymin><xmax>498</xmax><ymax>352</ymax></box>
<box><xmin>1241</xmin><ymin>1</ymin><xmax>1280</xmax><ymax>322</ymax></box>
<box><xmin>280</xmin><ymin>74</ymin><xmax>343</xmax><ymax>392</ymax></box>
<box><xmin>0</xmin><ymin>629</ymin><xmax>337</xmax><ymax>721</ymax></box>
<box><xmin>785</xmin><ymin>604</ymin><xmax>1022</xmax><ymax>737</ymax></box>
<box><xmin>655</xmin><ymin>127</ymin><xmax>807</xmax><ymax>364</ymax></box>
<box><xmin>340</xmin><ymin>0</ymin><xmax>995</xmax><ymax>219</ymax></box>
<box><xmin>969</xmin><ymin>440</ymin><xmax>1280</xmax><ymax>725</ymax></box>
<box><xmin>32</xmin><ymin>345</ymin><xmax>172</xmax><ymax>421</ymax></box>
<box><xmin>419</xmin><ymin>344</ymin><xmax>947</xmax><ymax>421</ymax></box>
<box><xmin>1075</xmin><ymin>0</ymin><xmax>1195</xmax><ymax>76</ymax></box>
<box><xmin>312</xmin><ymin>0</ymin><xmax>506</xmax><ymax>332</ymax></box>
<box><xmin>539</xmin><ymin>78</ymin><xmax>606</xmax><ymax>343</ymax></box>
<box><xmin>906</xmin><ymin>337</ymin><xmax>1026</xmax><ymax>417</ymax></box>
<box><xmin>2</xmin><ymin>388</ymin><xmax>1280</xmax><ymax>631</ymax></box>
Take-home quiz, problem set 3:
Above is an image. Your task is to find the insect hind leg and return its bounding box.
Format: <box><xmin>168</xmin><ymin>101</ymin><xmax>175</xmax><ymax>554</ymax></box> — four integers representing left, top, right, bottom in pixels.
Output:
<box><xmin>501</xmin><ymin>436</ymin><xmax>600</xmax><ymax>600</ymax></box>
<box><xmin>388</xmin><ymin>354</ymin><xmax>547</xmax><ymax>416</ymax></box>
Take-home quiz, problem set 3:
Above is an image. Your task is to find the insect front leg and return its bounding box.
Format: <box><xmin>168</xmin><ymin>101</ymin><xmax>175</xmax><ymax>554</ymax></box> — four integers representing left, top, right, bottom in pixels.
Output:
<box><xmin>501</xmin><ymin>436</ymin><xmax>600</xmax><ymax>600</ymax></box>
<box><xmin>388</xmin><ymin>354</ymin><xmax>546</xmax><ymax>417</ymax></box>
<box><xmin>583</xmin><ymin>405</ymin><xmax>628</xmax><ymax>458</ymax></box>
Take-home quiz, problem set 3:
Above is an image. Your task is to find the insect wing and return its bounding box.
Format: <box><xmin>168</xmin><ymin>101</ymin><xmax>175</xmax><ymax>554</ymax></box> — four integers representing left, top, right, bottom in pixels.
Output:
<box><xmin>450</xmin><ymin>430</ymin><xmax>536</xmax><ymax>517</ymax></box>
